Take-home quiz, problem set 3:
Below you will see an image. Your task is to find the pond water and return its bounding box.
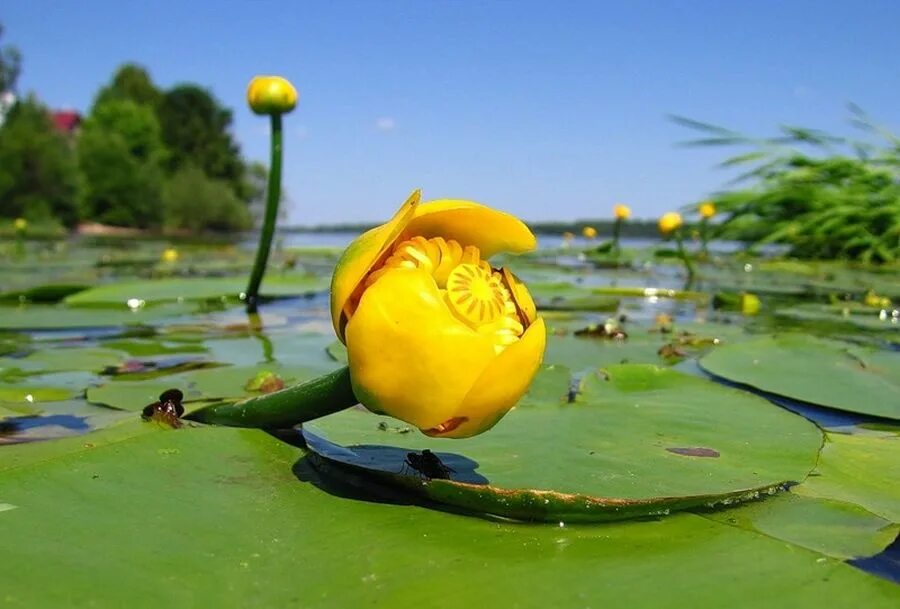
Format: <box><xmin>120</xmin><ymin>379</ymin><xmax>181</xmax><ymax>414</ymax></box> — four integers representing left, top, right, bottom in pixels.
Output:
<box><xmin>0</xmin><ymin>235</ymin><xmax>898</xmax><ymax>602</ymax></box>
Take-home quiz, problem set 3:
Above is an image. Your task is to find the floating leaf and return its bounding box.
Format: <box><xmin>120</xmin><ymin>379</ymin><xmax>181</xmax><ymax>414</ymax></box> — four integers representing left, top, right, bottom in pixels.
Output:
<box><xmin>65</xmin><ymin>274</ymin><xmax>328</xmax><ymax>306</ymax></box>
<box><xmin>87</xmin><ymin>364</ymin><xmax>324</xmax><ymax>412</ymax></box>
<box><xmin>700</xmin><ymin>334</ymin><xmax>900</xmax><ymax>420</ymax></box>
<box><xmin>792</xmin><ymin>432</ymin><xmax>900</xmax><ymax>522</ymax></box>
<box><xmin>0</xmin><ymin>426</ymin><xmax>896</xmax><ymax>607</ymax></box>
<box><xmin>704</xmin><ymin>492</ymin><xmax>899</xmax><ymax>560</ymax></box>
<box><xmin>303</xmin><ymin>364</ymin><xmax>822</xmax><ymax>522</ymax></box>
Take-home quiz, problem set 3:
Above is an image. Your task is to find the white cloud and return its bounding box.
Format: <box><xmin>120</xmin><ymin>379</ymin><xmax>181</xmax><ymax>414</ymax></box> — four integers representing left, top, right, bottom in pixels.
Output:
<box><xmin>375</xmin><ymin>116</ymin><xmax>396</xmax><ymax>132</ymax></box>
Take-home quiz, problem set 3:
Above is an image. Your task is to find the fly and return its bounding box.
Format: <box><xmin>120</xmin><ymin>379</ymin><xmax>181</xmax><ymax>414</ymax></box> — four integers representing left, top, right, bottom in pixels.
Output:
<box><xmin>404</xmin><ymin>449</ymin><xmax>455</xmax><ymax>480</ymax></box>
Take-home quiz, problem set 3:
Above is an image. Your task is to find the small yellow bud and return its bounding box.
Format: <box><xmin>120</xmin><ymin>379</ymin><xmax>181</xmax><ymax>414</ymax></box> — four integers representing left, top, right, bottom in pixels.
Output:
<box><xmin>562</xmin><ymin>231</ymin><xmax>575</xmax><ymax>241</ymax></box>
<box><xmin>613</xmin><ymin>204</ymin><xmax>631</xmax><ymax>220</ymax></box>
<box><xmin>14</xmin><ymin>218</ymin><xmax>27</xmax><ymax>231</ymax></box>
<box><xmin>582</xmin><ymin>226</ymin><xmax>597</xmax><ymax>239</ymax></box>
<box><xmin>699</xmin><ymin>202</ymin><xmax>716</xmax><ymax>219</ymax></box>
<box><xmin>161</xmin><ymin>248</ymin><xmax>179</xmax><ymax>263</ymax></box>
<box><xmin>658</xmin><ymin>212</ymin><xmax>683</xmax><ymax>235</ymax></box>
<box><xmin>247</xmin><ymin>76</ymin><xmax>298</xmax><ymax>115</ymax></box>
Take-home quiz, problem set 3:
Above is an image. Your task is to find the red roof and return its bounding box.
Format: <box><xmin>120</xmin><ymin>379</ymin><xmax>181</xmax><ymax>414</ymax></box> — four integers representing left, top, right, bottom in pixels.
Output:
<box><xmin>51</xmin><ymin>110</ymin><xmax>82</xmax><ymax>134</ymax></box>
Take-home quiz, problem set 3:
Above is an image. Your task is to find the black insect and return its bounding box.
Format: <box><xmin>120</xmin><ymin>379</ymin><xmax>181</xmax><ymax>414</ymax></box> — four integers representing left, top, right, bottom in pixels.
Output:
<box><xmin>404</xmin><ymin>449</ymin><xmax>455</xmax><ymax>480</ymax></box>
<box><xmin>141</xmin><ymin>389</ymin><xmax>185</xmax><ymax>428</ymax></box>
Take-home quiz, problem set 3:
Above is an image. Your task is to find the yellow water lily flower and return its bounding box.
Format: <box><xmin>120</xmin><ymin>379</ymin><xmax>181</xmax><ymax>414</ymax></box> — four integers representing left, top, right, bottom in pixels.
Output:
<box><xmin>330</xmin><ymin>190</ymin><xmax>546</xmax><ymax>439</ymax></box>
<box><xmin>582</xmin><ymin>226</ymin><xmax>597</xmax><ymax>239</ymax></box>
<box><xmin>247</xmin><ymin>75</ymin><xmax>298</xmax><ymax>115</ymax></box>
<box><xmin>161</xmin><ymin>248</ymin><xmax>179</xmax><ymax>263</ymax></box>
<box><xmin>13</xmin><ymin>218</ymin><xmax>27</xmax><ymax>231</ymax></box>
<box><xmin>658</xmin><ymin>212</ymin><xmax>683</xmax><ymax>235</ymax></box>
<box><xmin>613</xmin><ymin>204</ymin><xmax>631</xmax><ymax>220</ymax></box>
<box><xmin>699</xmin><ymin>201</ymin><xmax>716</xmax><ymax>219</ymax></box>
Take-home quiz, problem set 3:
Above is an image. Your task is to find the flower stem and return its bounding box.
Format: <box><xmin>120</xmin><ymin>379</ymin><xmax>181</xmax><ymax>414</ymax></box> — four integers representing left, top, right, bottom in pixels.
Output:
<box><xmin>188</xmin><ymin>366</ymin><xmax>358</xmax><ymax>428</ymax></box>
<box><xmin>612</xmin><ymin>218</ymin><xmax>622</xmax><ymax>256</ymax></box>
<box><xmin>700</xmin><ymin>217</ymin><xmax>709</xmax><ymax>258</ymax></box>
<box><xmin>245</xmin><ymin>113</ymin><xmax>284</xmax><ymax>313</ymax></box>
<box><xmin>675</xmin><ymin>230</ymin><xmax>696</xmax><ymax>279</ymax></box>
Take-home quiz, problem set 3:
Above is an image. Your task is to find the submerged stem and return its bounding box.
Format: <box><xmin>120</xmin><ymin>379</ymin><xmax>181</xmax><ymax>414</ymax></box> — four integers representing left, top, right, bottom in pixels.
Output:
<box><xmin>245</xmin><ymin>113</ymin><xmax>284</xmax><ymax>313</ymax></box>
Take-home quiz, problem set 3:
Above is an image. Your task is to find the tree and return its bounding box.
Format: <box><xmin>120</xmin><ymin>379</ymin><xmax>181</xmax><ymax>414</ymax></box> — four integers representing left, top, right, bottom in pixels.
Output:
<box><xmin>78</xmin><ymin>99</ymin><xmax>167</xmax><ymax>227</ymax></box>
<box><xmin>162</xmin><ymin>164</ymin><xmax>252</xmax><ymax>232</ymax></box>
<box><xmin>0</xmin><ymin>23</ymin><xmax>21</xmax><ymax>94</ymax></box>
<box><xmin>0</xmin><ymin>95</ymin><xmax>81</xmax><ymax>225</ymax></box>
<box><xmin>157</xmin><ymin>84</ymin><xmax>246</xmax><ymax>198</ymax></box>
<box><xmin>93</xmin><ymin>63</ymin><xmax>162</xmax><ymax>111</ymax></box>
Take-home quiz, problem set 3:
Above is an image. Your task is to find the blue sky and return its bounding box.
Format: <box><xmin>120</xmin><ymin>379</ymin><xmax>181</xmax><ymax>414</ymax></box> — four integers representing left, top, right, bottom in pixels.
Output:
<box><xmin>5</xmin><ymin>1</ymin><xmax>900</xmax><ymax>225</ymax></box>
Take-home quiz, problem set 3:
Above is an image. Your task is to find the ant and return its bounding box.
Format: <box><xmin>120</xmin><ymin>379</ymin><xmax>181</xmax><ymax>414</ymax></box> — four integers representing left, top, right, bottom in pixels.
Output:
<box><xmin>404</xmin><ymin>449</ymin><xmax>455</xmax><ymax>480</ymax></box>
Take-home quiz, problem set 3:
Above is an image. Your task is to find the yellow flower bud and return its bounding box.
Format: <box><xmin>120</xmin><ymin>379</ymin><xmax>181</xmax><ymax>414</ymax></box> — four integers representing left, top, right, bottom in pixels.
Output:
<box><xmin>330</xmin><ymin>191</ymin><xmax>546</xmax><ymax>439</ymax></box>
<box><xmin>247</xmin><ymin>76</ymin><xmax>298</xmax><ymax>115</ymax></box>
<box><xmin>658</xmin><ymin>212</ymin><xmax>683</xmax><ymax>235</ymax></box>
<box><xmin>161</xmin><ymin>248</ymin><xmax>179</xmax><ymax>263</ymax></box>
<box><xmin>613</xmin><ymin>204</ymin><xmax>631</xmax><ymax>220</ymax></box>
<box><xmin>14</xmin><ymin>218</ymin><xmax>27</xmax><ymax>231</ymax></box>
<box><xmin>582</xmin><ymin>226</ymin><xmax>597</xmax><ymax>239</ymax></box>
<box><xmin>699</xmin><ymin>201</ymin><xmax>716</xmax><ymax>219</ymax></box>
<box><xmin>562</xmin><ymin>231</ymin><xmax>575</xmax><ymax>241</ymax></box>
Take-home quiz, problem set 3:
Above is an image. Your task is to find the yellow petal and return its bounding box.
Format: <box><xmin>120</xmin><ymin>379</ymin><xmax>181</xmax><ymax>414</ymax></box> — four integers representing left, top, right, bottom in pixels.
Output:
<box><xmin>429</xmin><ymin>317</ymin><xmax>546</xmax><ymax>438</ymax></box>
<box><xmin>344</xmin><ymin>267</ymin><xmax>497</xmax><ymax>432</ymax></box>
<box><xmin>406</xmin><ymin>199</ymin><xmax>537</xmax><ymax>259</ymax></box>
<box><xmin>330</xmin><ymin>190</ymin><xmax>420</xmax><ymax>340</ymax></box>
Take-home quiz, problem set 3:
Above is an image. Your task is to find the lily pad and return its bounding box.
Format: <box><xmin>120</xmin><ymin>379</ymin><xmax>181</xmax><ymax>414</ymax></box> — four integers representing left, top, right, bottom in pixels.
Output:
<box><xmin>0</xmin><ymin>303</ymin><xmax>196</xmax><ymax>330</ymax></box>
<box><xmin>0</xmin><ymin>385</ymin><xmax>76</xmax><ymax>403</ymax></box>
<box><xmin>775</xmin><ymin>303</ymin><xmax>899</xmax><ymax>333</ymax></box>
<box><xmin>700</xmin><ymin>334</ymin><xmax>900</xmax><ymax>420</ymax></box>
<box><xmin>703</xmin><ymin>492</ymin><xmax>899</xmax><ymax>560</ymax></box>
<box><xmin>87</xmin><ymin>364</ymin><xmax>325</xmax><ymax>412</ymax></box>
<box><xmin>0</xmin><ymin>426</ymin><xmax>897</xmax><ymax>607</ymax></box>
<box><xmin>303</xmin><ymin>364</ymin><xmax>822</xmax><ymax>522</ymax></box>
<box><xmin>792</xmin><ymin>431</ymin><xmax>900</xmax><ymax>523</ymax></box>
<box><xmin>0</xmin><ymin>347</ymin><xmax>127</xmax><ymax>375</ymax></box>
<box><xmin>65</xmin><ymin>274</ymin><xmax>328</xmax><ymax>306</ymax></box>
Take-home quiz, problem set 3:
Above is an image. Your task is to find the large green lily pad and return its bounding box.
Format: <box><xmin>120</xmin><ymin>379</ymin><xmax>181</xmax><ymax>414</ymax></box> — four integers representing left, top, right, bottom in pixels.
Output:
<box><xmin>0</xmin><ymin>425</ymin><xmax>897</xmax><ymax>608</ymax></box>
<box><xmin>703</xmin><ymin>492</ymin><xmax>899</xmax><ymax>560</ymax></box>
<box><xmin>700</xmin><ymin>334</ymin><xmax>900</xmax><ymax>420</ymax></box>
<box><xmin>303</xmin><ymin>364</ymin><xmax>822</xmax><ymax>522</ymax></box>
<box><xmin>792</xmin><ymin>431</ymin><xmax>900</xmax><ymax>523</ymax></box>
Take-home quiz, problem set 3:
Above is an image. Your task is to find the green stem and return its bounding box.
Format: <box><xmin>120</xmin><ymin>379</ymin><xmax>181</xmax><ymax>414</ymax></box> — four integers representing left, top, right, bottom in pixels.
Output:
<box><xmin>675</xmin><ymin>230</ymin><xmax>696</xmax><ymax>279</ymax></box>
<box><xmin>188</xmin><ymin>366</ymin><xmax>357</xmax><ymax>428</ymax></box>
<box><xmin>612</xmin><ymin>218</ymin><xmax>622</xmax><ymax>255</ymax></box>
<box><xmin>700</xmin><ymin>217</ymin><xmax>709</xmax><ymax>258</ymax></box>
<box><xmin>245</xmin><ymin>113</ymin><xmax>284</xmax><ymax>314</ymax></box>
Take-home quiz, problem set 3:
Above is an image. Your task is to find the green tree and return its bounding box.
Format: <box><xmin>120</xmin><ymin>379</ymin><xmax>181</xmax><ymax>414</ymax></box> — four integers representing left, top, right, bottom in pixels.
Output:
<box><xmin>93</xmin><ymin>63</ymin><xmax>162</xmax><ymax>111</ymax></box>
<box><xmin>78</xmin><ymin>99</ymin><xmax>167</xmax><ymax>227</ymax></box>
<box><xmin>158</xmin><ymin>84</ymin><xmax>246</xmax><ymax>197</ymax></box>
<box><xmin>162</xmin><ymin>164</ymin><xmax>252</xmax><ymax>232</ymax></box>
<box><xmin>0</xmin><ymin>95</ymin><xmax>81</xmax><ymax>225</ymax></box>
<box><xmin>0</xmin><ymin>23</ymin><xmax>21</xmax><ymax>94</ymax></box>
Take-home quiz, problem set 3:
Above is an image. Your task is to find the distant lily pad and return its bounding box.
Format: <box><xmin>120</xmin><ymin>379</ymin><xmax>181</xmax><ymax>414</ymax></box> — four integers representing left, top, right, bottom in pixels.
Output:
<box><xmin>0</xmin><ymin>347</ymin><xmax>128</xmax><ymax>375</ymax></box>
<box><xmin>65</xmin><ymin>274</ymin><xmax>328</xmax><ymax>306</ymax></box>
<box><xmin>775</xmin><ymin>303</ymin><xmax>899</xmax><ymax>333</ymax></box>
<box><xmin>87</xmin><ymin>364</ymin><xmax>325</xmax><ymax>412</ymax></box>
<box><xmin>700</xmin><ymin>334</ymin><xmax>900</xmax><ymax>420</ymax></box>
<box><xmin>304</xmin><ymin>364</ymin><xmax>822</xmax><ymax>522</ymax></box>
<box><xmin>0</xmin><ymin>303</ymin><xmax>196</xmax><ymax>330</ymax></box>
